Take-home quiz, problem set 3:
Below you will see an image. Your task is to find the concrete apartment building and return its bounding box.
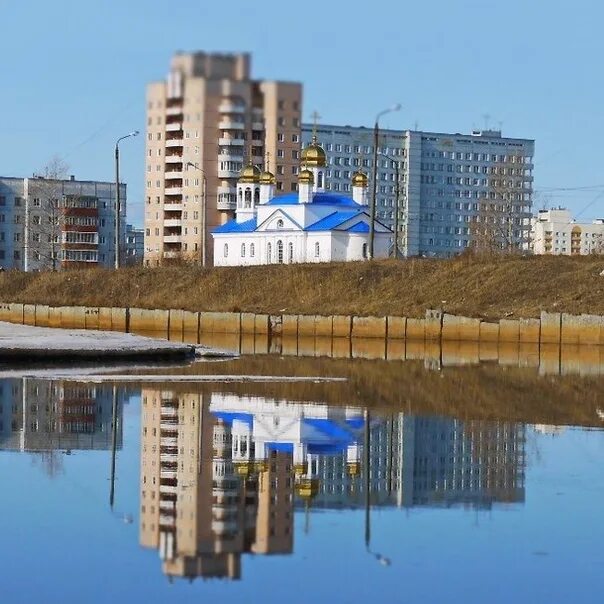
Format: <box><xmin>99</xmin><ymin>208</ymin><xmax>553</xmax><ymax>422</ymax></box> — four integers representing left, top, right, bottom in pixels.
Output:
<box><xmin>0</xmin><ymin>176</ymin><xmax>125</xmax><ymax>270</ymax></box>
<box><xmin>531</xmin><ymin>208</ymin><xmax>604</xmax><ymax>255</ymax></box>
<box><xmin>302</xmin><ymin>125</ymin><xmax>535</xmax><ymax>257</ymax></box>
<box><xmin>125</xmin><ymin>223</ymin><xmax>144</xmax><ymax>265</ymax></box>
<box><xmin>144</xmin><ymin>51</ymin><xmax>302</xmax><ymax>266</ymax></box>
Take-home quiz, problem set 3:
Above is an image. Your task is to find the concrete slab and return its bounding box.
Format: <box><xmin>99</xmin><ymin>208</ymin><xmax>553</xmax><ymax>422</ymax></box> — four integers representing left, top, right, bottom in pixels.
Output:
<box><xmin>0</xmin><ymin>321</ymin><xmax>197</xmax><ymax>361</ymax></box>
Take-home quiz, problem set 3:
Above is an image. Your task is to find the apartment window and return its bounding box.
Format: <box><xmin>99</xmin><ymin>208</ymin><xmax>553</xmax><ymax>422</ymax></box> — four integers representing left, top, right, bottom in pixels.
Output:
<box><xmin>14</xmin><ymin>251</ymin><xmax>20</xmax><ymax>260</ymax></box>
<box><xmin>278</xmin><ymin>117</ymin><xmax>285</xmax><ymax>126</ymax></box>
<box><xmin>14</xmin><ymin>197</ymin><xmax>22</xmax><ymax>207</ymax></box>
<box><xmin>277</xmin><ymin>150</ymin><xmax>284</xmax><ymax>158</ymax></box>
<box><xmin>278</xmin><ymin>100</ymin><xmax>285</xmax><ymax>109</ymax></box>
<box><xmin>291</xmin><ymin>150</ymin><xmax>299</xmax><ymax>159</ymax></box>
<box><xmin>292</xmin><ymin>134</ymin><xmax>299</xmax><ymax>143</ymax></box>
<box><xmin>277</xmin><ymin>133</ymin><xmax>285</xmax><ymax>142</ymax></box>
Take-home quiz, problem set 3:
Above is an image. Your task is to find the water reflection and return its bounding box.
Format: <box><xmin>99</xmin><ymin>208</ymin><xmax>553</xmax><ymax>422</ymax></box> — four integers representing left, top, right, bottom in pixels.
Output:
<box><xmin>0</xmin><ymin>378</ymin><xmax>126</xmax><ymax>454</ymax></box>
<box><xmin>140</xmin><ymin>388</ymin><xmax>525</xmax><ymax>581</ymax></box>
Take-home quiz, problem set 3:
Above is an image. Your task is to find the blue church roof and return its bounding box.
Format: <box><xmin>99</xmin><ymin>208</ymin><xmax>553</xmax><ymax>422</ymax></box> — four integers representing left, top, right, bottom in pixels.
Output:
<box><xmin>213</xmin><ymin>217</ymin><xmax>257</xmax><ymax>234</ymax></box>
<box><xmin>305</xmin><ymin>211</ymin><xmax>367</xmax><ymax>231</ymax></box>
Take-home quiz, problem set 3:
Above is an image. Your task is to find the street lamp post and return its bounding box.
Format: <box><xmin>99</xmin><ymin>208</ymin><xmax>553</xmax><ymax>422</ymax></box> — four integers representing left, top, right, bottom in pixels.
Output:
<box><xmin>369</xmin><ymin>104</ymin><xmax>401</xmax><ymax>259</ymax></box>
<box><xmin>186</xmin><ymin>162</ymin><xmax>207</xmax><ymax>267</ymax></box>
<box><xmin>114</xmin><ymin>130</ymin><xmax>139</xmax><ymax>270</ymax></box>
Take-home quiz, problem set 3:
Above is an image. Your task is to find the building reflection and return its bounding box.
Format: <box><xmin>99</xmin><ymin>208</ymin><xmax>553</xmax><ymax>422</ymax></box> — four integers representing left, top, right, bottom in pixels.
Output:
<box><xmin>140</xmin><ymin>388</ymin><xmax>526</xmax><ymax>581</ymax></box>
<box><xmin>0</xmin><ymin>377</ymin><xmax>125</xmax><ymax>452</ymax></box>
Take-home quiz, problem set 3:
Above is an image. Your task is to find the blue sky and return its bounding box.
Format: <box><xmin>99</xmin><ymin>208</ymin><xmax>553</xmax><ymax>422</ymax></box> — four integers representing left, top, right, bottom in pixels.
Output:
<box><xmin>1</xmin><ymin>0</ymin><xmax>603</xmax><ymax>227</ymax></box>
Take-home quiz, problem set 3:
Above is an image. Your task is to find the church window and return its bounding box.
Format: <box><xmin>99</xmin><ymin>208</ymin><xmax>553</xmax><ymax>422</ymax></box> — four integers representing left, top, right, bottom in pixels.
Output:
<box><xmin>362</xmin><ymin>243</ymin><xmax>368</xmax><ymax>259</ymax></box>
<box><xmin>254</xmin><ymin>188</ymin><xmax>260</xmax><ymax>204</ymax></box>
<box><xmin>244</xmin><ymin>188</ymin><xmax>252</xmax><ymax>208</ymax></box>
<box><xmin>267</xmin><ymin>243</ymin><xmax>272</xmax><ymax>262</ymax></box>
<box><xmin>277</xmin><ymin>240</ymin><xmax>284</xmax><ymax>263</ymax></box>
<box><xmin>318</xmin><ymin>172</ymin><xmax>323</xmax><ymax>188</ymax></box>
<box><xmin>288</xmin><ymin>242</ymin><xmax>294</xmax><ymax>263</ymax></box>
<box><xmin>314</xmin><ymin>242</ymin><xmax>320</xmax><ymax>257</ymax></box>
<box><xmin>241</xmin><ymin>243</ymin><xmax>246</xmax><ymax>257</ymax></box>
<box><xmin>250</xmin><ymin>243</ymin><xmax>255</xmax><ymax>257</ymax></box>
<box><xmin>224</xmin><ymin>244</ymin><xmax>229</xmax><ymax>258</ymax></box>
<box><xmin>276</xmin><ymin>219</ymin><xmax>284</xmax><ymax>228</ymax></box>
<box><xmin>238</xmin><ymin>189</ymin><xmax>243</xmax><ymax>207</ymax></box>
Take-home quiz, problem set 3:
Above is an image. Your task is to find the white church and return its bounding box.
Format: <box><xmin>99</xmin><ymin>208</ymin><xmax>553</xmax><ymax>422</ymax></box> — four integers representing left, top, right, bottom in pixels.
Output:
<box><xmin>212</xmin><ymin>136</ymin><xmax>391</xmax><ymax>266</ymax></box>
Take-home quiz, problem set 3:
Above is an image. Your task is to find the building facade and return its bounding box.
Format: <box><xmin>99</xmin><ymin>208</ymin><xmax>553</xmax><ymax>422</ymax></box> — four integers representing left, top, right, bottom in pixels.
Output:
<box><xmin>0</xmin><ymin>176</ymin><xmax>125</xmax><ymax>270</ymax></box>
<box><xmin>212</xmin><ymin>137</ymin><xmax>391</xmax><ymax>265</ymax></box>
<box><xmin>302</xmin><ymin>125</ymin><xmax>535</xmax><ymax>257</ymax></box>
<box><xmin>531</xmin><ymin>208</ymin><xmax>604</xmax><ymax>255</ymax></box>
<box><xmin>125</xmin><ymin>224</ymin><xmax>144</xmax><ymax>265</ymax></box>
<box><xmin>144</xmin><ymin>51</ymin><xmax>302</xmax><ymax>266</ymax></box>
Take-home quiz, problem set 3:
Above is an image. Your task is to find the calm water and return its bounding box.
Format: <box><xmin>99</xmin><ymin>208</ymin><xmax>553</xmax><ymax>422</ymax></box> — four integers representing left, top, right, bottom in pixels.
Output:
<box><xmin>0</xmin><ymin>352</ymin><xmax>602</xmax><ymax>604</ymax></box>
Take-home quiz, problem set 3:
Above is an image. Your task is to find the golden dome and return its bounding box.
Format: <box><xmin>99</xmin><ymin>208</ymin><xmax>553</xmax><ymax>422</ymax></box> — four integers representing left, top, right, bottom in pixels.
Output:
<box><xmin>298</xmin><ymin>169</ymin><xmax>314</xmax><ymax>185</ymax></box>
<box><xmin>301</xmin><ymin>136</ymin><xmax>326</xmax><ymax>167</ymax></box>
<box><xmin>259</xmin><ymin>170</ymin><xmax>276</xmax><ymax>185</ymax></box>
<box><xmin>352</xmin><ymin>170</ymin><xmax>368</xmax><ymax>187</ymax></box>
<box><xmin>239</xmin><ymin>163</ymin><xmax>260</xmax><ymax>183</ymax></box>
<box><xmin>295</xmin><ymin>478</ymin><xmax>319</xmax><ymax>500</ymax></box>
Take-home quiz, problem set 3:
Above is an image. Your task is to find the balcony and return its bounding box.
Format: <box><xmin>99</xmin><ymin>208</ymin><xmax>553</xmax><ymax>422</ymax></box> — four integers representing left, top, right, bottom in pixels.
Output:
<box><xmin>218</xmin><ymin>150</ymin><xmax>244</xmax><ymax>162</ymax></box>
<box><xmin>218</xmin><ymin>137</ymin><xmax>245</xmax><ymax>146</ymax></box>
<box><xmin>165</xmin><ymin>155</ymin><xmax>183</xmax><ymax>163</ymax></box>
<box><xmin>251</xmin><ymin>139</ymin><xmax>263</xmax><ymax>146</ymax></box>
<box><xmin>164</xmin><ymin>219</ymin><xmax>182</xmax><ymax>227</ymax></box>
<box><xmin>251</xmin><ymin>121</ymin><xmax>264</xmax><ymax>130</ymax></box>
<box><xmin>163</xmin><ymin>251</ymin><xmax>181</xmax><ymax>259</ymax></box>
<box><xmin>165</xmin><ymin>171</ymin><xmax>182</xmax><ymax>179</ymax></box>
<box><xmin>165</xmin><ymin>122</ymin><xmax>182</xmax><ymax>132</ymax></box>
<box><xmin>164</xmin><ymin>204</ymin><xmax>183</xmax><ymax>213</ymax></box>
<box><xmin>163</xmin><ymin>235</ymin><xmax>181</xmax><ymax>244</ymax></box>
<box><xmin>217</xmin><ymin>185</ymin><xmax>236</xmax><ymax>196</ymax></box>
<box><xmin>166</xmin><ymin>106</ymin><xmax>183</xmax><ymax>116</ymax></box>
<box><xmin>166</xmin><ymin>139</ymin><xmax>184</xmax><ymax>148</ymax></box>
<box><xmin>218</xmin><ymin>168</ymin><xmax>241</xmax><ymax>179</ymax></box>
<box><xmin>218</xmin><ymin>119</ymin><xmax>245</xmax><ymax>130</ymax></box>
<box><xmin>165</xmin><ymin>186</ymin><xmax>182</xmax><ymax>195</ymax></box>
<box><xmin>217</xmin><ymin>198</ymin><xmax>237</xmax><ymax>211</ymax></box>
<box><xmin>218</xmin><ymin>101</ymin><xmax>246</xmax><ymax>114</ymax></box>
<box><xmin>160</xmin><ymin>453</ymin><xmax>178</xmax><ymax>462</ymax></box>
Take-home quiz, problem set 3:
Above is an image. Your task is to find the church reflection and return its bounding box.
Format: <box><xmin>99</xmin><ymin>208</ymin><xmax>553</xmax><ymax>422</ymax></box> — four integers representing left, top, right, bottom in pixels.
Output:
<box><xmin>139</xmin><ymin>388</ymin><xmax>525</xmax><ymax>581</ymax></box>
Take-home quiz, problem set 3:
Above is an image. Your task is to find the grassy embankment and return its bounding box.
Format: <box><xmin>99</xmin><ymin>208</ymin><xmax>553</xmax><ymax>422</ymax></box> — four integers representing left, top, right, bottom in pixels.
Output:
<box><xmin>0</xmin><ymin>255</ymin><xmax>603</xmax><ymax>319</ymax></box>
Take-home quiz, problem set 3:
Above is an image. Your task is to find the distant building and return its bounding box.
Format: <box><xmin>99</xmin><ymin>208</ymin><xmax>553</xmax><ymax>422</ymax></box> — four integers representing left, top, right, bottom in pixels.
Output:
<box><xmin>0</xmin><ymin>378</ymin><xmax>125</xmax><ymax>452</ymax></box>
<box><xmin>144</xmin><ymin>51</ymin><xmax>302</xmax><ymax>266</ymax></box>
<box><xmin>302</xmin><ymin>125</ymin><xmax>535</xmax><ymax>257</ymax></box>
<box><xmin>212</xmin><ymin>136</ymin><xmax>391</xmax><ymax>265</ymax></box>
<box><xmin>0</xmin><ymin>175</ymin><xmax>125</xmax><ymax>270</ymax></box>
<box><xmin>531</xmin><ymin>208</ymin><xmax>604</xmax><ymax>255</ymax></box>
<box><xmin>125</xmin><ymin>224</ymin><xmax>144</xmax><ymax>265</ymax></box>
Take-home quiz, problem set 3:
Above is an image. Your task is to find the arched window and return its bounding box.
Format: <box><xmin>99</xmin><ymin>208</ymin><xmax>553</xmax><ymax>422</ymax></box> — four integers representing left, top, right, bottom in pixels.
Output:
<box><xmin>276</xmin><ymin>219</ymin><xmax>284</xmax><ymax>228</ymax></box>
<box><xmin>315</xmin><ymin>242</ymin><xmax>320</xmax><ymax>257</ymax></box>
<box><xmin>318</xmin><ymin>171</ymin><xmax>323</xmax><ymax>188</ymax></box>
<box><xmin>224</xmin><ymin>243</ymin><xmax>229</xmax><ymax>258</ymax></box>
<box><xmin>254</xmin><ymin>188</ymin><xmax>260</xmax><ymax>204</ymax></box>
<box><xmin>244</xmin><ymin>188</ymin><xmax>252</xmax><ymax>208</ymax></box>
<box><xmin>288</xmin><ymin>242</ymin><xmax>294</xmax><ymax>263</ymax></box>
<box><xmin>238</xmin><ymin>189</ymin><xmax>243</xmax><ymax>207</ymax></box>
<box><xmin>277</xmin><ymin>240</ymin><xmax>284</xmax><ymax>263</ymax></box>
<box><xmin>267</xmin><ymin>242</ymin><xmax>272</xmax><ymax>263</ymax></box>
<box><xmin>362</xmin><ymin>243</ymin><xmax>368</xmax><ymax>259</ymax></box>
<box><xmin>241</xmin><ymin>243</ymin><xmax>246</xmax><ymax>257</ymax></box>
<box><xmin>250</xmin><ymin>243</ymin><xmax>255</xmax><ymax>257</ymax></box>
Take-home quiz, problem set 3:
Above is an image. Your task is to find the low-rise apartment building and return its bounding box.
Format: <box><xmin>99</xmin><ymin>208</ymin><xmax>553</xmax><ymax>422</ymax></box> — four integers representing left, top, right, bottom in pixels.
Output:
<box><xmin>531</xmin><ymin>208</ymin><xmax>604</xmax><ymax>255</ymax></box>
<box><xmin>0</xmin><ymin>175</ymin><xmax>125</xmax><ymax>270</ymax></box>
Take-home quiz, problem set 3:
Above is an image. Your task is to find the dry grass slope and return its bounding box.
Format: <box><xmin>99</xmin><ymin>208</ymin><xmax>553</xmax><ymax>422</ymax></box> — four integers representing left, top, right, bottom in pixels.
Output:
<box><xmin>1</xmin><ymin>255</ymin><xmax>603</xmax><ymax>318</ymax></box>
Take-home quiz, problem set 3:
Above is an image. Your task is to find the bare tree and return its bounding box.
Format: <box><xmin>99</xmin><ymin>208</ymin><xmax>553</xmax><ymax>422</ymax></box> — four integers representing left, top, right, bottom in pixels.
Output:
<box><xmin>470</xmin><ymin>150</ymin><xmax>532</xmax><ymax>254</ymax></box>
<box><xmin>26</xmin><ymin>156</ymin><xmax>70</xmax><ymax>271</ymax></box>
